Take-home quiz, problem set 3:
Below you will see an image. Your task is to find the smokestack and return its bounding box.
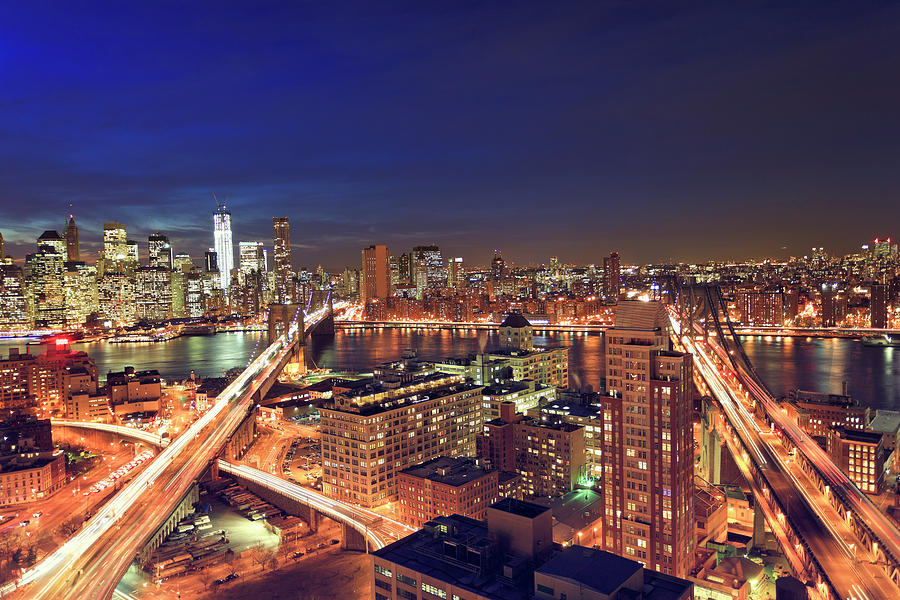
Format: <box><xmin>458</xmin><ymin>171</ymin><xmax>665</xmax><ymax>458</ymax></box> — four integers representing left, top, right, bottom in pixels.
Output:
<box><xmin>841</xmin><ymin>381</ymin><xmax>848</xmax><ymax>397</ymax></box>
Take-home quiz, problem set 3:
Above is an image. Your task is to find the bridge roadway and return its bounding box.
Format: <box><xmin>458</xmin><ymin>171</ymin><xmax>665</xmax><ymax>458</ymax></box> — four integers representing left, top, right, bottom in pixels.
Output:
<box><xmin>217</xmin><ymin>460</ymin><xmax>414</xmax><ymax>550</ymax></box>
<box><xmin>671</xmin><ymin>311</ymin><xmax>900</xmax><ymax>600</ymax></box>
<box><xmin>4</xmin><ymin>305</ymin><xmax>328</xmax><ymax>600</ymax></box>
<box><xmin>50</xmin><ymin>420</ymin><xmax>170</xmax><ymax>448</ymax></box>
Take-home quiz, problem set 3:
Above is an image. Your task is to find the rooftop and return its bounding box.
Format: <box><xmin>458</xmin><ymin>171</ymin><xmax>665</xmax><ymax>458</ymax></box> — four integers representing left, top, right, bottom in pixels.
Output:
<box><xmin>399</xmin><ymin>456</ymin><xmax>493</xmax><ymax>487</ymax></box>
<box><xmin>490</xmin><ymin>497</ymin><xmax>549</xmax><ymax>519</ymax></box>
<box><xmin>536</xmin><ymin>545</ymin><xmax>642</xmax><ymax>595</ymax></box>
<box><xmin>833</xmin><ymin>427</ymin><xmax>883</xmax><ymax>445</ymax></box>
<box><xmin>500</xmin><ymin>312</ymin><xmax>531</xmax><ymax>328</ymax></box>
<box><xmin>613</xmin><ymin>300</ymin><xmax>669</xmax><ymax>331</ymax></box>
<box><xmin>869</xmin><ymin>410</ymin><xmax>900</xmax><ymax>434</ymax></box>
<box><xmin>373</xmin><ymin>514</ymin><xmax>524</xmax><ymax>600</ymax></box>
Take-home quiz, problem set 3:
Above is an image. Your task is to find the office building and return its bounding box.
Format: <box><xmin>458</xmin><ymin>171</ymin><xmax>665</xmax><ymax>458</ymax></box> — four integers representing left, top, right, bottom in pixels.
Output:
<box><xmin>148</xmin><ymin>232</ymin><xmax>173</xmax><ymax>269</ymax></box>
<box><xmin>213</xmin><ymin>203</ymin><xmax>234</xmax><ymax>294</ymax></box>
<box><xmin>785</xmin><ymin>388</ymin><xmax>868</xmax><ymax>438</ymax></box>
<box><xmin>239</xmin><ymin>241</ymin><xmax>266</xmax><ymax>276</ymax></box>
<box><xmin>603</xmin><ymin>251</ymin><xmax>621</xmax><ymax>300</ymax></box>
<box><xmin>25</xmin><ymin>232</ymin><xmax>66</xmax><ymax>328</ymax></box>
<box><xmin>602</xmin><ymin>300</ymin><xmax>694</xmax><ymax>578</ymax></box>
<box><xmin>735</xmin><ymin>287</ymin><xmax>785</xmax><ymax>326</ymax></box>
<box><xmin>448</xmin><ymin>257</ymin><xmax>465</xmax><ymax>289</ymax></box>
<box><xmin>0</xmin><ymin>265</ymin><xmax>28</xmax><ymax>330</ymax></box>
<box><xmin>361</xmin><ymin>244</ymin><xmax>392</xmax><ymax>303</ymax></box>
<box><xmin>320</xmin><ymin>374</ymin><xmax>483</xmax><ymax>507</ymax></box>
<box><xmin>411</xmin><ymin>245</ymin><xmax>445</xmax><ymax>290</ymax></box>
<box><xmin>98</xmin><ymin>272</ymin><xmax>135</xmax><ymax>324</ymax></box>
<box><xmin>63</xmin><ymin>261</ymin><xmax>98</xmax><ymax>326</ymax></box>
<box><xmin>101</xmin><ymin>221</ymin><xmax>129</xmax><ymax>274</ymax></box>
<box><xmin>134</xmin><ymin>266</ymin><xmax>172</xmax><ymax>322</ymax></box>
<box><xmin>398</xmin><ymin>456</ymin><xmax>499</xmax><ymax>528</ymax></box>
<box><xmin>272</xmin><ymin>217</ymin><xmax>293</xmax><ymax>303</ymax></box>
<box><xmin>63</xmin><ymin>215</ymin><xmax>80</xmax><ymax>261</ymax></box>
<box><xmin>0</xmin><ymin>343</ymin><xmax>98</xmax><ymax>416</ymax></box>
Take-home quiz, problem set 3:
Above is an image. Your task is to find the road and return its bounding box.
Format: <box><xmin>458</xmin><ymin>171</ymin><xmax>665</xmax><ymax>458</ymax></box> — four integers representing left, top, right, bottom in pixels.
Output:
<box><xmin>6</xmin><ymin>304</ymin><xmax>331</xmax><ymax>600</ymax></box>
<box><xmin>217</xmin><ymin>461</ymin><xmax>414</xmax><ymax>550</ymax></box>
<box><xmin>674</xmin><ymin>313</ymin><xmax>900</xmax><ymax>600</ymax></box>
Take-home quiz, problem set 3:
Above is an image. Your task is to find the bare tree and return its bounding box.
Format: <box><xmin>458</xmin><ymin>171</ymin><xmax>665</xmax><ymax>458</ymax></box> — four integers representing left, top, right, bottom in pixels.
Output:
<box><xmin>57</xmin><ymin>517</ymin><xmax>81</xmax><ymax>538</ymax></box>
<box><xmin>250</xmin><ymin>543</ymin><xmax>277</xmax><ymax>572</ymax></box>
<box><xmin>198</xmin><ymin>568</ymin><xmax>216</xmax><ymax>590</ymax></box>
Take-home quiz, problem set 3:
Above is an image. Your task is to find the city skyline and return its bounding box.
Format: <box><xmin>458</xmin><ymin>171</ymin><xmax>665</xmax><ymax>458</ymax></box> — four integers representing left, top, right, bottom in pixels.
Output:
<box><xmin>3</xmin><ymin>3</ymin><xmax>900</xmax><ymax>266</ymax></box>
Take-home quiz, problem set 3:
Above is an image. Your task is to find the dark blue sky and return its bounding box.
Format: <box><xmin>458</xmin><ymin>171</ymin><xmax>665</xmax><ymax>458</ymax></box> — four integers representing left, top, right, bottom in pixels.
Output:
<box><xmin>2</xmin><ymin>1</ymin><xmax>899</xmax><ymax>269</ymax></box>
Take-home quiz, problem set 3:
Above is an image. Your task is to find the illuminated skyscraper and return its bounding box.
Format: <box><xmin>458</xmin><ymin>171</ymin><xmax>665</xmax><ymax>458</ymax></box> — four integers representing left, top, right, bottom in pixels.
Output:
<box><xmin>213</xmin><ymin>204</ymin><xmax>234</xmax><ymax>294</ymax></box>
<box><xmin>135</xmin><ymin>267</ymin><xmax>172</xmax><ymax>322</ymax></box>
<box><xmin>64</xmin><ymin>261</ymin><xmax>98</xmax><ymax>326</ymax></box>
<box><xmin>361</xmin><ymin>244</ymin><xmax>391</xmax><ymax>303</ymax></box>
<box><xmin>239</xmin><ymin>241</ymin><xmax>265</xmax><ymax>276</ymax></box>
<box><xmin>26</xmin><ymin>232</ymin><xmax>67</xmax><ymax>327</ymax></box>
<box><xmin>602</xmin><ymin>300</ymin><xmax>693</xmax><ymax>578</ymax></box>
<box><xmin>63</xmin><ymin>215</ymin><xmax>80</xmax><ymax>261</ymax></box>
<box><xmin>411</xmin><ymin>245</ymin><xmax>445</xmax><ymax>289</ymax></box>
<box><xmin>448</xmin><ymin>257</ymin><xmax>465</xmax><ymax>288</ymax></box>
<box><xmin>272</xmin><ymin>217</ymin><xmax>292</xmax><ymax>303</ymax></box>
<box><xmin>101</xmin><ymin>222</ymin><xmax>129</xmax><ymax>274</ymax></box>
<box><xmin>0</xmin><ymin>264</ymin><xmax>28</xmax><ymax>329</ymax></box>
<box><xmin>148</xmin><ymin>233</ymin><xmax>173</xmax><ymax>269</ymax></box>
<box><xmin>0</xmin><ymin>231</ymin><xmax>4</xmax><ymax>260</ymax></box>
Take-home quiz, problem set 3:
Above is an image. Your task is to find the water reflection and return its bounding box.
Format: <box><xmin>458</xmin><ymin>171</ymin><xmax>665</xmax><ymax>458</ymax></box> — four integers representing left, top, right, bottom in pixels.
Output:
<box><xmin>3</xmin><ymin>331</ymin><xmax>896</xmax><ymax>409</ymax></box>
<box><xmin>740</xmin><ymin>336</ymin><xmax>900</xmax><ymax>409</ymax></box>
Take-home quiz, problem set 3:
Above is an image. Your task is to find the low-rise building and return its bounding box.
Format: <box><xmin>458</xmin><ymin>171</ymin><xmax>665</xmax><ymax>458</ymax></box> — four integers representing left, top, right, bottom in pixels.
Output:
<box><xmin>827</xmin><ymin>427</ymin><xmax>885</xmax><ymax>494</ymax></box>
<box><xmin>398</xmin><ymin>456</ymin><xmax>498</xmax><ymax>528</ymax></box>
<box><xmin>868</xmin><ymin>410</ymin><xmax>900</xmax><ymax>472</ymax></box>
<box><xmin>532</xmin><ymin>488</ymin><xmax>604</xmax><ymax>547</ymax></box>
<box><xmin>787</xmin><ymin>388</ymin><xmax>868</xmax><ymax>439</ymax></box>
<box><xmin>66</xmin><ymin>392</ymin><xmax>112</xmax><ymax>422</ymax></box>
<box><xmin>0</xmin><ymin>450</ymin><xmax>66</xmax><ymax>505</ymax></box>
<box><xmin>108</xmin><ymin>367</ymin><xmax>162</xmax><ymax>419</ymax></box>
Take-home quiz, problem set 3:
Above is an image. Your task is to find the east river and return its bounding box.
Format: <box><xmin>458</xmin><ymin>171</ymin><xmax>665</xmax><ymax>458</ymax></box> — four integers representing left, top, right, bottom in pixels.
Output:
<box><xmin>2</xmin><ymin>328</ymin><xmax>899</xmax><ymax>409</ymax></box>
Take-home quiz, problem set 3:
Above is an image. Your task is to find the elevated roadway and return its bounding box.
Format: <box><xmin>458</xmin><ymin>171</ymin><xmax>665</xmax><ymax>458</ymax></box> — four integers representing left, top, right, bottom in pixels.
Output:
<box><xmin>669</xmin><ymin>302</ymin><xmax>900</xmax><ymax>600</ymax></box>
<box><xmin>5</xmin><ymin>303</ymin><xmax>330</xmax><ymax>600</ymax></box>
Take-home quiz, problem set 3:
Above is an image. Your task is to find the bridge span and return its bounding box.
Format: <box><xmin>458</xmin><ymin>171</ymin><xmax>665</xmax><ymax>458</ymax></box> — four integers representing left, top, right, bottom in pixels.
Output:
<box><xmin>667</xmin><ymin>281</ymin><xmax>900</xmax><ymax>600</ymax></box>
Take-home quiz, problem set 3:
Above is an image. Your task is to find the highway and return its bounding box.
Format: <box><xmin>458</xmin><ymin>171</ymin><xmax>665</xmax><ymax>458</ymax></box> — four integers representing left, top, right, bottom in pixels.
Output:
<box><xmin>217</xmin><ymin>460</ymin><xmax>414</xmax><ymax>550</ymax></box>
<box><xmin>671</xmin><ymin>311</ymin><xmax>900</xmax><ymax>600</ymax></box>
<box><xmin>5</xmin><ymin>304</ymin><xmax>329</xmax><ymax>600</ymax></box>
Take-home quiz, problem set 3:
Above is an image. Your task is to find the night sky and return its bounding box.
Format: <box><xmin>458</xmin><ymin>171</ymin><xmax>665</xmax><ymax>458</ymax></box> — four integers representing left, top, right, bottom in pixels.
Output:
<box><xmin>2</xmin><ymin>1</ymin><xmax>899</xmax><ymax>269</ymax></box>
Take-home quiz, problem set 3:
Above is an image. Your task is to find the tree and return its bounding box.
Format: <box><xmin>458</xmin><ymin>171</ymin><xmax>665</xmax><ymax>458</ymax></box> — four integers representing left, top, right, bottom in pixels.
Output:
<box><xmin>250</xmin><ymin>543</ymin><xmax>277</xmax><ymax>572</ymax></box>
<box><xmin>198</xmin><ymin>568</ymin><xmax>216</xmax><ymax>590</ymax></box>
<box><xmin>57</xmin><ymin>517</ymin><xmax>81</xmax><ymax>538</ymax></box>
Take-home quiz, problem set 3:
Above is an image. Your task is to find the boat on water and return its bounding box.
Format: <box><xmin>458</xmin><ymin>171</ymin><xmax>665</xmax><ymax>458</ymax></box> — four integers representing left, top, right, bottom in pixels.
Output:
<box><xmin>860</xmin><ymin>334</ymin><xmax>900</xmax><ymax>347</ymax></box>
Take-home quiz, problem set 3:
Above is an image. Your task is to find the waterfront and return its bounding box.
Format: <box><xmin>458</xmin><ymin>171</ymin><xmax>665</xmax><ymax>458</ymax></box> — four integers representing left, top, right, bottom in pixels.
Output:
<box><xmin>3</xmin><ymin>329</ymin><xmax>898</xmax><ymax>409</ymax></box>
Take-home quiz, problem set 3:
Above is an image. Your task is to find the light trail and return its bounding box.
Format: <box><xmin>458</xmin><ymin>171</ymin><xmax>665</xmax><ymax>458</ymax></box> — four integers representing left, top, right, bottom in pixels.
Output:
<box><xmin>4</xmin><ymin>302</ymin><xmax>334</xmax><ymax>599</ymax></box>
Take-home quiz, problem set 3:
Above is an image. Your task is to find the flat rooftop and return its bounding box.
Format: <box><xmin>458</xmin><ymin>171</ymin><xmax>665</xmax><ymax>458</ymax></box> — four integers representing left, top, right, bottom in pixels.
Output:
<box><xmin>400</xmin><ymin>457</ymin><xmax>492</xmax><ymax>487</ymax></box>
<box><xmin>536</xmin><ymin>545</ymin><xmax>642</xmax><ymax>595</ymax></box>
<box><xmin>490</xmin><ymin>497</ymin><xmax>549</xmax><ymax>519</ymax></box>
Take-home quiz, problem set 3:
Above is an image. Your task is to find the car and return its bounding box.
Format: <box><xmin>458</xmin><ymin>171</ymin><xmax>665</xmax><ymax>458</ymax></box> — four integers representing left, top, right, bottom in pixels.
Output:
<box><xmin>18</xmin><ymin>520</ymin><xmax>29</xmax><ymax>527</ymax></box>
<box><xmin>213</xmin><ymin>578</ymin><xmax>226</xmax><ymax>586</ymax></box>
<box><xmin>225</xmin><ymin>573</ymin><xmax>239</xmax><ymax>581</ymax></box>
<box><xmin>329</xmin><ymin>539</ymin><xmax>339</xmax><ymax>545</ymax></box>
<box><xmin>32</xmin><ymin>511</ymin><xmax>42</xmax><ymax>518</ymax></box>
<box><xmin>291</xmin><ymin>551</ymin><xmax>304</xmax><ymax>559</ymax></box>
